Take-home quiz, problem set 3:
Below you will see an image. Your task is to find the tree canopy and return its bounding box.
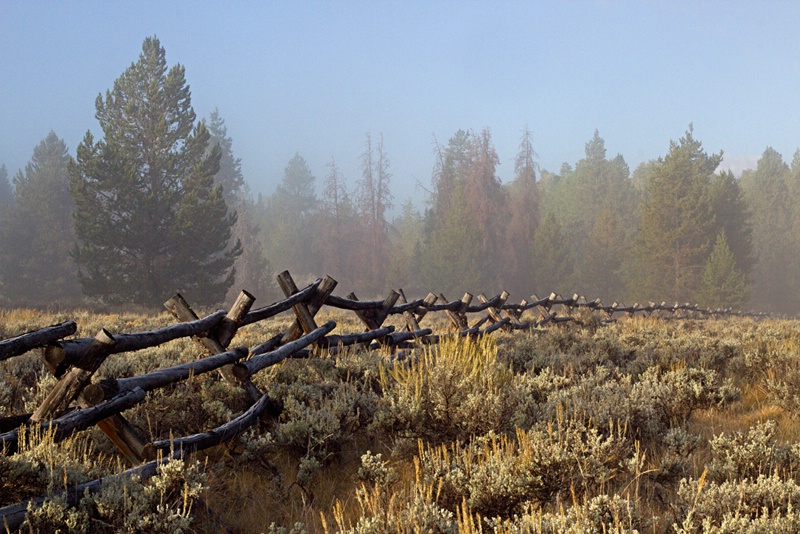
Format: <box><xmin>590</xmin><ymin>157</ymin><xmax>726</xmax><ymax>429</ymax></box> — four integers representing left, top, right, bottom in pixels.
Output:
<box><xmin>69</xmin><ymin>36</ymin><xmax>240</xmax><ymax>307</ymax></box>
<box><xmin>0</xmin><ymin>132</ymin><xmax>80</xmax><ymax>305</ymax></box>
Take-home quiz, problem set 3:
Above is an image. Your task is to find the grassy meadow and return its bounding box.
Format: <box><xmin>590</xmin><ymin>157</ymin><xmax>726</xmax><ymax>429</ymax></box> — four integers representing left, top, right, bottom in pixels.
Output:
<box><xmin>2</xmin><ymin>306</ymin><xmax>800</xmax><ymax>532</ymax></box>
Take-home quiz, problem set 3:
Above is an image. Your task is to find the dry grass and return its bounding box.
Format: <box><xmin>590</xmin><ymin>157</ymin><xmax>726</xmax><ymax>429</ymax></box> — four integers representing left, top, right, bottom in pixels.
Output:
<box><xmin>4</xmin><ymin>307</ymin><xmax>800</xmax><ymax>532</ymax></box>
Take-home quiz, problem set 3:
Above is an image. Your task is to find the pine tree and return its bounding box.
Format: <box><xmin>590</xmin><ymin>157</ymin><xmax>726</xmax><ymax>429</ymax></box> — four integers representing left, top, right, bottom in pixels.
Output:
<box><xmin>356</xmin><ymin>133</ymin><xmax>393</xmax><ymax>293</ymax></box>
<box><xmin>207</xmin><ymin>108</ymin><xmax>245</xmax><ymax>207</ymax></box>
<box><xmin>710</xmin><ymin>170</ymin><xmax>754</xmax><ymax>278</ymax></box>
<box><xmin>631</xmin><ymin>126</ymin><xmax>719</xmax><ymax>302</ymax></box>
<box><xmin>0</xmin><ymin>132</ymin><xmax>81</xmax><ymax>305</ymax></box>
<box><xmin>206</xmin><ymin>110</ymin><xmax>273</xmax><ymax>300</ymax></box>
<box><xmin>422</xmin><ymin>181</ymin><xmax>485</xmax><ymax>295</ymax></box>
<box><xmin>0</xmin><ymin>165</ymin><xmax>12</xmax><ymax>209</ymax></box>
<box><xmin>532</xmin><ymin>212</ymin><xmax>574</xmax><ymax>296</ymax></box>
<box><xmin>315</xmin><ymin>156</ymin><xmax>359</xmax><ymax>287</ymax></box>
<box><xmin>740</xmin><ymin>147</ymin><xmax>792</xmax><ymax>312</ymax></box>
<box><xmin>69</xmin><ymin>37</ymin><xmax>240</xmax><ymax>307</ymax></box>
<box><xmin>263</xmin><ymin>153</ymin><xmax>317</xmax><ymax>274</ymax></box>
<box><xmin>504</xmin><ymin>126</ymin><xmax>539</xmax><ymax>296</ymax></box>
<box><xmin>583</xmin><ymin>203</ymin><xmax>626</xmax><ymax>301</ymax></box>
<box><xmin>699</xmin><ymin>232</ymin><xmax>749</xmax><ymax>309</ymax></box>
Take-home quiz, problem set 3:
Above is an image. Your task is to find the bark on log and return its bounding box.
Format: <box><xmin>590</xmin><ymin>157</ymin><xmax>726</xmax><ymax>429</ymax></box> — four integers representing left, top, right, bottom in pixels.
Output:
<box><xmin>439</xmin><ymin>293</ymin><xmax>470</xmax><ymax>331</ymax></box>
<box><xmin>478</xmin><ymin>291</ymin><xmax>516</xmax><ymax>330</ymax></box>
<box><xmin>277</xmin><ymin>271</ymin><xmax>321</xmax><ymax>338</ymax></box>
<box><xmin>30</xmin><ymin>329</ymin><xmax>117</xmax><ymax>423</ymax></box>
<box><xmin>239</xmin><ymin>278</ymin><xmax>321</xmax><ymax>327</ymax></box>
<box><xmin>151</xmin><ymin>387</ymin><xmax>286</xmax><ymax>453</ymax></box>
<box><xmin>87</xmin><ymin>347</ymin><xmax>250</xmax><ymax>403</ymax></box>
<box><xmin>249</xmin><ymin>333</ymin><xmax>283</xmax><ymax>357</ymax></box>
<box><xmin>0</xmin><ymin>321</ymin><xmax>77</xmax><ymax>362</ymax></box>
<box><xmin>164</xmin><ymin>294</ymin><xmax>262</xmax><ymax>404</ymax></box>
<box><xmin>369</xmin><ymin>328</ymin><xmax>432</xmax><ymax>350</ymax></box>
<box><xmin>212</xmin><ymin>291</ymin><xmax>256</xmax><ymax>348</ymax></box>
<box><xmin>348</xmin><ymin>291</ymin><xmax>400</xmax><ymax>330</ymax></box>
<box><xmin>1</xmin><ymin>387</ymin><xmax>147</xmax><ymax>455</ymax></box>
<box><xmin>36</xmin><ymin>337</ymin><xmax>149</xmax><ymax>466</ymax></box>
<box><xmin>397</xmin><ymin>289</ymin><xmax>419</xmax><ymax>331</ymax></box>
<box><xmin>327</xmin><ymin>325</ymin><xmax>394</xmax><ymax>349</ymax></box>
<box><xmin>0</xmin><ymin>445</ymin><xmax>181</xmax><ymax>531</ymax></box>
<box><xmin>51</xmin><ymin>310</ymin><xmax>227</xmax><ymax>366</ymax></box>
<box><xmin>410</xmin><ymin>292</ymin><xmax>438</xmax><ymax>329</ymax></box>
<box><xmin>244</xmin><ymin>321</ymin><xmax>337</xmax><ymax>376</ymax></box>
<box><xmin>279</xmin><ymin>274</ymin><xmax>337</xmax><ymax>344</ymax></box>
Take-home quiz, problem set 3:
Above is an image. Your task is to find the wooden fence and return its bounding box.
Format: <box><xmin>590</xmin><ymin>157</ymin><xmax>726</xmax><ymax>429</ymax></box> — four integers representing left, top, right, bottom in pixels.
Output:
<box><xmin>0</xmin><ymin>270</ymin><xmax>767</xmax><ymax>529</ymax></box>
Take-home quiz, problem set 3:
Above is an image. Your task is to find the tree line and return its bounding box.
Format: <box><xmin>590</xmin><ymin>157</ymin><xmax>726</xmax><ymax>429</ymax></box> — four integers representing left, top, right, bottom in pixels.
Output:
<box><xmin>1</xmin><ymin>37</ymin><xmax>798</xmax><ymax>314</ymax></box>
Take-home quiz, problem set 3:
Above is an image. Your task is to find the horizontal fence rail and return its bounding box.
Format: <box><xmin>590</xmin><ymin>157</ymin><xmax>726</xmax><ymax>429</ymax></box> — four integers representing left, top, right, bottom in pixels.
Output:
<box><xmin>0</xmin><ymin>269</ymin><xmax>769</xmax><ymax>528</ymax></box>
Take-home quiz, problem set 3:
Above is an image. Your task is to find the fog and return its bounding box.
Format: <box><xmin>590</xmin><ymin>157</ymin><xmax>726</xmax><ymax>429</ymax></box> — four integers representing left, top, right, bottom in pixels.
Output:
<box><xmin>1</xmin><ymin>3</ymin><xmax>800</xmax><ymax>314</ymax></box>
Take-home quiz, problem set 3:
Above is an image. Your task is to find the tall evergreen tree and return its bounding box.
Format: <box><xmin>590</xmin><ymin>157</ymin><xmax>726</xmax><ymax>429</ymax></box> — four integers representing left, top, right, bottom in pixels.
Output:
<box><xmin>464</xmin><ymin>128</ymin><xmax>506</xmax><ymax>286</ymax></box>
<box><xmin>630</xmin><ymin>126</ymin><xmax>719</xmax><ymax>302</ymax></box>
<box><xmin>553</xmin><ymin>131</ymin><xmax>635</xmax><ymax>293</ymax></box>
<box><xmin>315</xmin><ymin>157</ymin><xmax>358</xmax><ymax>287</ymax></box>
<box><xmin>263</xmin><ymin>153</ymin><xmax>317</xmax><ymax>274</ymax></box>
<box><xmin>386</xmin><ymin>199</ymin><xmax>425</xmax><ymax>295</ymax></box>
<box><xmin>69</xmin><ymin>37</ymin><xmax>240</xmax><ymax>307</ymax></box>
<box><xmin>532</xmin><ymin>212</ymin><xmax>574</xmax><ymax>296</ymax></box>
<box><xmin>504</xmin><ymin>126</ymin><xmax>539</xmax><ymax>296</ymax></box>
<box><xmin>207</xmin><ymin>109</ymin><xmax>274</xmax><ymax>301</ymax></box>
<box><xmin>0</xmin><ymin>165</ymin><xmax>11</xmax><ymax>209</ymax></box>
<box><xmin>206</xmin><ymin>108</ymin><xmax>245</xmax><ymax>207</ymax></box>
<box><xmin>430</xmin><ymin>129</ymin><xmax>471</xmax><ymax>226</ymax></box>
<box><xmin>422</xmin><ymin>180</ymin><xmax>485</xmax><ymax>295</ymax></box>
<box><xmin>356</xmin><ymin>133</ymin><xmax>393</xmax><ymax>293</ymax></box>
<box><xmin>698</xmin><ymin>231</ymin><xmax>749</xmax><ymax>310</ymax></box>
<box><xmin>0</xmin><ymin>132</ymin><xmax>81</xmax><ymax>305</ymax></box>
<box><xmin>583</xmin><ymin>203</ymin><xmax>626</xmax><ymax>301</ymax></box>
<box><xmin>710</xmin><ymin>170</ymin><xmax>754</xmax><ymax>278</ymax></box>
<box><xmin>740</xmin><ymin>147</ymin><xmax>793</xmax><ymax>312</ymax></box>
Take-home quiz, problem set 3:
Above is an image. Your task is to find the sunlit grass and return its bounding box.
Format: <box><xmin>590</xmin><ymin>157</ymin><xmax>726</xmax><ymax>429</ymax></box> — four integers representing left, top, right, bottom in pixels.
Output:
<box><xmin>3</xmin><ymin>306</ymin><xmax>800</xmax><ymax>531</ymax></box>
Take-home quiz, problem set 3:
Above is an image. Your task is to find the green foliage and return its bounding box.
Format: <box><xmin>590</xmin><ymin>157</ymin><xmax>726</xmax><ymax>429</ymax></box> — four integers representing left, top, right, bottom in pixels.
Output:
<box><xmin>531</xmin><ymin>211</ymin><xmax>574</xmax><ymax>294</ymax></box>
<box><xmin>377</xmin><ymin>336</ymin><xmax>520</xmax><ymax>445</ymax></box>
<box><xmin>699</xmin><ymin>232</ymin><xmax>750</xmax><ymax>309</ymax></box>
<box><xmin>503</xmin><ymin>127</ymin><xmax>540</xmax><ymax>297</ymax></box>
<box><xmin>22</xmin><ymin>457</ymin><xmax>206</xmax><ymax>533</ymax></box>
<box><xmin>421</xmin><ymin>181</ymin><xmax>488</xmax><ymax>295</ymax></box>
<box><xmin>631</xmin><ymin>125</ymin><xmax>720</xmax><ymax>302</ymax></box>
<box><xmin>206</xmin><ymin>109</ymin><xmax>275</xmax><ymax>301</ymax></box>
<box><xmin>0</xmin><ymin>164</ymin><xmax>12</xmax><ymax>209</ymax></box>
<box><xmin>740</xmin><ymin>147</ymin><xmax>798</xmax><ymax>313</ymax></box>
<box><xmin>69</xmin><ymin>36</ymin><xmax>240</xmax><ymax>307</ymax></box>
<box><xmin>0</xmin><ymin>132</ymin><xmax>81</xmax><ymax>306</ymax></box>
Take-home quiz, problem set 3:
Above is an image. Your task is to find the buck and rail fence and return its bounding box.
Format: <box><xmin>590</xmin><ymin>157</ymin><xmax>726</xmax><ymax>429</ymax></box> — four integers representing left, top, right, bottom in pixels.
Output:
<box><xmin>0</xmin><ymin>269</ymin><xmax>767</xmax><ymax>529</ymax></box>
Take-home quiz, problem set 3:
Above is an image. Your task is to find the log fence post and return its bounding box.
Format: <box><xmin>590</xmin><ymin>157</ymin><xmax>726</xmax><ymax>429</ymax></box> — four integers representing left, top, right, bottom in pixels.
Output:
<box><xmin>478</xmin><ymin>291</ymin><xmax>515</xmax><ymax>331</ymax></box>
<box><xmin>347</xmin><ymin>290</ymin><xmax>400</xmax><ymax>348</ymax></box>
<box><xmin>164</xmin><ymin>292</ymin><xmax>262</xmax><ymax>404</ymax></box>
<box><xmin>277</xmin><ymin>272</ymin><xmax>338</xmax><ymax>344</ymax></box>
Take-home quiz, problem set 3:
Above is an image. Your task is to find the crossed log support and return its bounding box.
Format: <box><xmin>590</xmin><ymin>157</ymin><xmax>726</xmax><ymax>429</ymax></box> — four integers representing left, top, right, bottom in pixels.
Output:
<box><xmin>164</xmin><ymin>291</ymin><xmax>262</xmax><ymax>404</ymax></box>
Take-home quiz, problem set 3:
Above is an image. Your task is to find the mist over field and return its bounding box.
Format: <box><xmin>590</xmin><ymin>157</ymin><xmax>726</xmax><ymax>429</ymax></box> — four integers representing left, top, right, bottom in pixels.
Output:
<box><xmin>2</xmin><ymin>4</ymin><xmax>800</xmax><ymax>314</ymax></box>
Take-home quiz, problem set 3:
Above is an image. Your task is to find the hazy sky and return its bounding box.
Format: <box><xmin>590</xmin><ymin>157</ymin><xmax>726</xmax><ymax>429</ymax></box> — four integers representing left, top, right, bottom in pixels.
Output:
<box><xmin>2</xmin><ymin>1</ymin><xmax>799</xmax><ymax>206</ymax></box>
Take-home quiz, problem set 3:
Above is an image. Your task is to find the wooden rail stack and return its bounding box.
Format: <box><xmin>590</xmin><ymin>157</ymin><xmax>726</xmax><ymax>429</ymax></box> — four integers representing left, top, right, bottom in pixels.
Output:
<box><xmin>0</xmin><ymin>270</ymin><xmax>768</xmax><ymax>530</ymax></box>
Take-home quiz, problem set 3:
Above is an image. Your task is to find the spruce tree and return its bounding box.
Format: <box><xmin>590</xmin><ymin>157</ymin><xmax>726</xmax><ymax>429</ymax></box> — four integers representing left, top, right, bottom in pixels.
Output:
<box><xmin>69</xmin><ymin>37</ymin><xmax>240</xmax><ymax>307</ymax></box>
<box><xmin>0</xmin><ymin>132</ymin><xmax>80</xmax><ymax>305</ymax></box>
<box><xmin>631</xmin><ymin>126</ymin><xmax>719</xmax><ymax>302</ymax></box>
<box><xmin>532</xmin><ymin>212</ymin><xmax>574</xmax><ymax>295</ymax></box>
<box><xmin>504</xmin><ymin>126</ymin><xmax>539</xmax><ymax>296</ymax></box>
<box><xmin>206</xmin><ymin>110</ymin><xmax>274</xmax><ymax>301</ymax></box>
<box><xmin>699</xmin><ymin>232</ymin><xmax>749</xmax><ymax>309</ymax></box>
<box><xmin>0</xmin><ymin>165</ymin><xmax>11</xmax><ymax>210</ymax></box>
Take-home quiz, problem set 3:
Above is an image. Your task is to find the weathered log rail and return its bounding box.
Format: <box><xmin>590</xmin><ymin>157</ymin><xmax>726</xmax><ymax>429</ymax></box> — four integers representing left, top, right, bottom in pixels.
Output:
<box><xmin>0</xmin><ymin>270</ymin><xmax>769</xmax><ymax>529</ymax></box>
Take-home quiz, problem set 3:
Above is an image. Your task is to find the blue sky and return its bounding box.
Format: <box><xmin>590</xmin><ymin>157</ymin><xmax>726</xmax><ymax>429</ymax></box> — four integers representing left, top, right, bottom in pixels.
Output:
<box><xmin>2</xmin><ymin>1</ymin><xmax>799</xmax><ymax>206</ymax></box>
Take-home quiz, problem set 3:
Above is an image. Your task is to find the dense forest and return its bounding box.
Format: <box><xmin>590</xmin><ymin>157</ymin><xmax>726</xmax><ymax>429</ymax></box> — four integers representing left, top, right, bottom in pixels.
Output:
<box><xmin>1</xmin><ymin>37</ymin><xmax>799</xmax><ymax>315</ymax></box>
